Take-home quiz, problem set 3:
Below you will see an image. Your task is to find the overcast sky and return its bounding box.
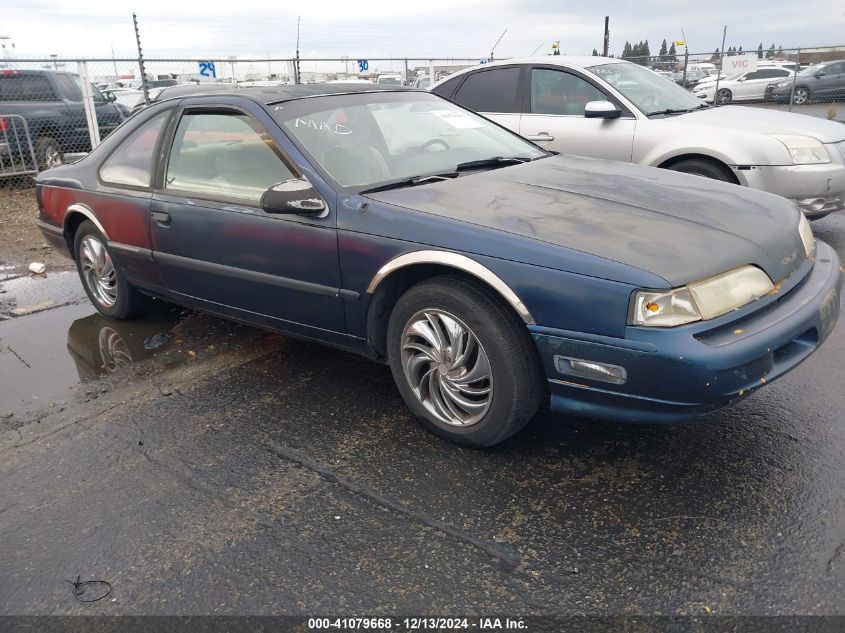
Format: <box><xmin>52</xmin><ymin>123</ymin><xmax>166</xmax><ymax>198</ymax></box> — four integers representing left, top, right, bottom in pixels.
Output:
<box><xmin>3</xmin><ymin>0</ymin><xmax>844</xmax><ymax>61</ymax></box>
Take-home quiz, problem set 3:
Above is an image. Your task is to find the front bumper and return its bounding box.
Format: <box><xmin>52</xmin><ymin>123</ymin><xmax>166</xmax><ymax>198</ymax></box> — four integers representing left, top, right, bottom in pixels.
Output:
<box><xmin>531</xmin><ymin>241</ymin><xmax>842</xmax><ymax>423</ymax></box>
<box><xmin>734</xmin><ymin>160</ymin><xmax>845</xmax><ymax>219</ymax></box>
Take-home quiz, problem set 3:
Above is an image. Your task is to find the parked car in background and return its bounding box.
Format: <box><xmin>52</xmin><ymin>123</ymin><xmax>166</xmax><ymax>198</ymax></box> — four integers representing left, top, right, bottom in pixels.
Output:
<box><xmin>34</xmin><ymin>85</ymin><xmax>841</xmax><ymax>446</ymax></box>
<box><xmin>766</xmin><ymin>61</ymin><xmax>845</xmax><ymax>105</ymax></box>
<box><xmin>693</xmin><ymin>67</ymin><xmax>793</xmax><ymax>104</ymax></box>
<box><xmin>102</xmin><ymin>87</ymin><xmax>145</xmax><ymax>110</ymax></box>
<box><xmin>411</xmin><ymin>75</ymin><xmax>432</xmax><ymax>89</ymax></box>
<box><xmin>129</xmin><ymin>82</ymin><xmax>239</xmax><ymax>114</ymax></box>
<box><xmin>0</xmin><ymin>69</ymin><xmax>128</xmax><ymax>169</ymax></box>
<box><xmin>376</xmin><ymin>74</ymin><xmax>404</xmax><ymax>86</ymax></box>
<box><xmin>432</xmin><ymin>57</ymin><xmax>845</xmax><ymax>219</ymax></box>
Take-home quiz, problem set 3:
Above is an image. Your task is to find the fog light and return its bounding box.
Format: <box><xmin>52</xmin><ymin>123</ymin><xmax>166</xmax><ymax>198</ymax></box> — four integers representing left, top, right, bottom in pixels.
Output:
<box><xmin>554</xmin><ymin>355</ymin><xmax>627</xmax><ymax>385</ymax></box>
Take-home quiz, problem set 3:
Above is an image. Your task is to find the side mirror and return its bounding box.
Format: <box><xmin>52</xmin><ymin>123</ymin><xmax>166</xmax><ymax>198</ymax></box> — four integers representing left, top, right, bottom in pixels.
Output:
<box><xmin>106</xmin><ymin>91</ymin><xmax>117</xmax><ymax>102</ymax></box>
<box><xmin>584</xmin><ymin>100</ymin><xmax>621</xmax><ymax>119</ymax></box>
<box><xmin>814</xmin><ymin>71</ymin><xmax>825</xmax><ymax>78</ymax></box>
<box><xmin>736</xmin><ymin>77</ymin><xmax>746</xmax><ymax>82</ymax></box>
<box><xmin>260</xmin><ymin>178</ymin><xmax>327</xmax><ymax>215</ymax></box>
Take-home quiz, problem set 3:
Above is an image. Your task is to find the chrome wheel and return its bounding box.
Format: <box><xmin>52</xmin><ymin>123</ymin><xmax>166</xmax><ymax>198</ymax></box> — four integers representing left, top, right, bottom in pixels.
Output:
<box><xmin>98</xmin><ymin>326</ymin><xmax>132</xmax><ymax>372</ymax></box>
<box><xmin>43</xmin><ymin>143</ymin><xmax>63</xmax><ymax>168</ymax></box>
<box><xmin>716</xmin><ymin>89</ymin><xmax>732</xmax><ymax>105</ymax></box>
<box><xmin>80</xmin><ymin>235</ymin><xmax>117</xmax><ymax>308</ymax></box>
<box><xmin>793</xmin><ymin>88</ymin><xmax>809</xmax><ymax>105</ymax></box>
<box><xmin>400</xmin><ymin>309</ymin><xmax>492</xmax><ymax>427</ymax></box>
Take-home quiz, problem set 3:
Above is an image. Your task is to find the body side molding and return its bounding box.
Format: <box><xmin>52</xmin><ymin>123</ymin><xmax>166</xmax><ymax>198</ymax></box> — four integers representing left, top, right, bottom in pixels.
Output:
<box><xmin>366</xmin><ymin>250</ymin><xmax>536</xmax><ymax>325</ymax></box>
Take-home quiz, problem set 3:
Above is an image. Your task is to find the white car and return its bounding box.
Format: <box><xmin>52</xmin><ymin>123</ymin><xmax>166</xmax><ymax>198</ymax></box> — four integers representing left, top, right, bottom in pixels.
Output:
<box><xmin>693</xmin><ymin>67</ymin><xmax>793</xmax><ymax>104</ymax></box>
<box><xmin>432</xmin><ymin>57</ymin><xmax>845</xmax><ymax>219</ymax></box>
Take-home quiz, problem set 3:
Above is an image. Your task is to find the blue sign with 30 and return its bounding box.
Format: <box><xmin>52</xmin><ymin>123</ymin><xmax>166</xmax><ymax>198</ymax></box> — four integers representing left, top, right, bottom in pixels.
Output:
<box><xmin>357</xmin><ymin>59</ymin><xmax>369</xmax><ymax>72</ymax></box>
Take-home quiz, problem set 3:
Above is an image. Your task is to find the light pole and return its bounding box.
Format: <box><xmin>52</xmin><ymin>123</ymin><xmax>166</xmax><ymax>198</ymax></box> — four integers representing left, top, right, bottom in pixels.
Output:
<box><xmin>50</xmin><ymin>54</ymin><xmax>58</xmax><ymax>70</ymax></box>
<box><xmin>489</xmin><ymin>29</ymin><xmax>507</xmax><ymax>62</ymax></box>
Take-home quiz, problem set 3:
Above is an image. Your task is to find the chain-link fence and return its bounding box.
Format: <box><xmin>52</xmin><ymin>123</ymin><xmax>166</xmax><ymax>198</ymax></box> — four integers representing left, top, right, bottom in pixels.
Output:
<box><xmin>617</xmin><ymin>45</ymin><xmax>845</xmax><ymax>122</ymax></box>
<box><xmin>0</xmin><ymin>56</ymin><xmax>482</xmax><ymax>174</ymax></box>
<box><xmin>1</xmin><ymin>48</ymin><xmax>842</xmax><ymax>178</ymax></box>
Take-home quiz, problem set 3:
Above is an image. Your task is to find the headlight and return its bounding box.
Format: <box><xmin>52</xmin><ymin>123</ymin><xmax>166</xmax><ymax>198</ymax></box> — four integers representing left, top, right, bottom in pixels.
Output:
<box><xmin>631</xmin><ymin>266</ymin><xmax>774</xmax><ymax>327</ymax></box>
<box><xmin>798</xmin><ymin>212</ymin><xmax>815</xmax><ymax>257</ymax></box>
<box><xmin>771</xmin><ymin>134</ymin><xmax>830</xmax><ymax>165</ymax></box>
<box><xmin>775</xmin><ymin>81</ymin><xmax>791</xmax><ymax>88</ymax></box>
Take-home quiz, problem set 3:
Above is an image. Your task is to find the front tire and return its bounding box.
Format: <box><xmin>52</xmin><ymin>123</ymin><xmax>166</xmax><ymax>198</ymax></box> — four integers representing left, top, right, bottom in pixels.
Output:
<box><xmin>386</xmin><ymin>275</ymin><xmax>544</xmax><ymax>447</ymax></box>
<box><xmin>667</xmin><ymin>157</ymin><xmax>734</xmax><ymax>182</ymax></box>
<box><xmin>73</xmin><ymin>220</ymin><xmax>146</xmax><ymax>320</ymax></box>
<box><xmin>792</xmin><ymin>87</ymin><xmax>811</xmax><ymax>105</ymax></box>
<box><xmin>715</xmin><ymin>88</ymin><xmax>732</xmax><ymax>105</ymax></box>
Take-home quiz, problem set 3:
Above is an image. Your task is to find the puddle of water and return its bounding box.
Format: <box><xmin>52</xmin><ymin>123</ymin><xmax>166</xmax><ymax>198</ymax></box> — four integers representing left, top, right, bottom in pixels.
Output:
<box><xmin>0</xmin><ymin>302</ymin><xmax>181</xmax><ymax>420</ymax></box>
<box><xmin>0</xmin><ymin>271</ymin><xmax>88</xmax><ymax>317</ymax></box>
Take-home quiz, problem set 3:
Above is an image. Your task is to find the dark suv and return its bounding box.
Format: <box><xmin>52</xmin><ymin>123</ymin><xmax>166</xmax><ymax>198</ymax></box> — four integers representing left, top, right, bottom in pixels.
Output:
<box><xmin>0</xmin><ymin>69</ymin><xmax>128</xmax><ymax>170</ymax></box>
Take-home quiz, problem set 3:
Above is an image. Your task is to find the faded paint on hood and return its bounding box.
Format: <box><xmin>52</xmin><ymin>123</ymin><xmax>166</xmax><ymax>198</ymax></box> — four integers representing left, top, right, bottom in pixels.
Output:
<box><xmin>366</xmin><ymin>155</ymin><xmax>808</xmax><ymax>287</ymax></box>
<box><xmin>671</xmin><ymin>105</ymin><xmax>845</xmax><ymax>143</ymax></box>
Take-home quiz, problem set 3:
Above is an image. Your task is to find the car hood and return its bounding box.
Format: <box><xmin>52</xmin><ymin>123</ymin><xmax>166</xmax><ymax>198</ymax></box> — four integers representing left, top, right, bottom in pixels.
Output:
<box><xmin>670</xmin><ymin>105</ymin><xmax>845</xmax><ymax>142</ymax></box>
<box><xmin>367</xmin><ymin>155</ymin><xmax>807</xmax><ymax>287</ymax></box>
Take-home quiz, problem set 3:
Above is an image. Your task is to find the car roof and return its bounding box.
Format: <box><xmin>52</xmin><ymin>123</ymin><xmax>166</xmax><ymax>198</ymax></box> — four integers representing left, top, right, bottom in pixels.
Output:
<box><xmin>233</xmin><ymin>83</ymin><xmax>412</xmax><ymax>105</ymax></box>
<box><xmin>432</xmin><ymin>56</ymin><xmax>624</xmax><ymax>85</ymax></box>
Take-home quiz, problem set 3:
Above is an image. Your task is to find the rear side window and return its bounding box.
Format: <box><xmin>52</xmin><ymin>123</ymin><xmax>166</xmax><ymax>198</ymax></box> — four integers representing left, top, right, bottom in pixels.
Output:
<box><xmin>53</xmin><ymin>74</ymin><xmax>83</xmax><ymax>101</ymax></box>
<box><xmin>452</xmin><ymin>68</ymin><xmax>520</xmax><ymax>113</ymax></box>
<box><xmin>99</xmin><ymin>111</ymin><xmax>169</xmax><ymax>187</ymax></box>
<box><xmin>165</xmin><ymin>112</ymin><xmax>294</xmax><ymax>203</ymax></box>
<box><xmin>0</xmin><ymin>75</ymin><xmax>58</xmax><ymax>101</ymax></box>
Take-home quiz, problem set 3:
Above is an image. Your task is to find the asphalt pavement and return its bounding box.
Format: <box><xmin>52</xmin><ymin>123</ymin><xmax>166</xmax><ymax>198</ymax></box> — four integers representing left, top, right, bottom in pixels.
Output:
<box><xmin>1</xmin><ymin>213</ymin><xmax>844</xmax><ymax>617</ymax></box>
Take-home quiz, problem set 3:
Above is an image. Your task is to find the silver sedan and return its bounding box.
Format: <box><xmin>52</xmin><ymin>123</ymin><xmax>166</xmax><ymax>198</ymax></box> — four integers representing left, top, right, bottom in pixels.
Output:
<box><xmin>432</xmin><ymin>57</ymin><xmax>845</xmax><ymax>219</ymax></box>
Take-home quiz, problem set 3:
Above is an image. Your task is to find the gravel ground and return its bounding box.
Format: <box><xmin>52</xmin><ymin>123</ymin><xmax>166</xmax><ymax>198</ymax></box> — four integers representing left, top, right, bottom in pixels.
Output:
<box><xmin>0</xmin><ymin>187</ymin><xmax>75</xmax><ymax>278</ymax></box>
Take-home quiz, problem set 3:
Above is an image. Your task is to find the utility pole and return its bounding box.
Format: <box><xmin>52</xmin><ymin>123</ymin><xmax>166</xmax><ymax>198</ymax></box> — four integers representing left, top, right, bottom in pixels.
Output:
<box><xmin>111</xmin><ymin>44</ymin><xmax>118</xmax><ymax>79</ymax></box>
<box><xmin>132</xmin><ymin>13</ymin><xmax>150</xmax><ymax>106</ymax></box>
<box><xmin>713</xmin><ymin>26</ymin><xmax>727</xmax><ymax>105</ymax></box>
<box><xmin>602</xmin><ymin>16</ymin><xmax>609</xmax><ymax>57</ymax></box>
<box><xmin>295</xmin><ymin>16</ymin><xmax>301</xmax><ymax>85</ymax></box>
<box><xmin>489</xmin><ymin>29</ymin><xmax>507</xmax><ymax>62</ymax></box>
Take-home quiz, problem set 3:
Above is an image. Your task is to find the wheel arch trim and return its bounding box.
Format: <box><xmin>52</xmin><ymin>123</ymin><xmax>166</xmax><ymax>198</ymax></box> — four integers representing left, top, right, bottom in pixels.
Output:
<box><xmin>366</xmin><ymin>250</ymin><xmax>536</xmax><ymax>325</ymax></box>
<box><xmin>64</xmin><ymin>203</ymin><xmax>109</xmax><ymax>240</ymax></box>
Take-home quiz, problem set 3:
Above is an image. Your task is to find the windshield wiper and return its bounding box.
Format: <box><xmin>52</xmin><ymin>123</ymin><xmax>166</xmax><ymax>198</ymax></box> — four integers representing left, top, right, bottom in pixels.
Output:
<box><xmin>454</xmin><ymin>156</ymin><xmax>532</xmax><ymax>171</ymax></box>
<box><xmin>648</xmin><ymin>104</ymin><xmax>709</xmax><ymax>116</ymax></box>
<box><xmin>360</xmin><ymin>173</ymin><xmax>458</xmax><ymax>195</ymax></box>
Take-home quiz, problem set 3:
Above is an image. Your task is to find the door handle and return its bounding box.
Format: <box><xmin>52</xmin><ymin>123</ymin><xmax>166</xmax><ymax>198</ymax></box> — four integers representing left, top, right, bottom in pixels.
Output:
<box><xmin>526</xmin><ymin>132</ymin><xmax>554</xmax><ymax>142</ymax></box>
<box><xmin>151</xmin><ymin>211</ymin><xmax>171</xmax><ymax>226</ymax></box>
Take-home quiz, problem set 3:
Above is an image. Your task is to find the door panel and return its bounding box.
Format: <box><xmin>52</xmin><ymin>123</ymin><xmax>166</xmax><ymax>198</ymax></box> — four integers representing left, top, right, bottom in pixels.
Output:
<box><xmin>521</xmin><ymin>67</ymin><xmax>635</xmax><ymax>161</ymax></box>
<box><xmin>149</xmin><ymin>108</ymin><xmax>346</xmax><ymax>337</ymax></box>
<box><xmin>149</xmin><ymin>194</ymin><xmax>345</xmax><ymax>333</ymax></box>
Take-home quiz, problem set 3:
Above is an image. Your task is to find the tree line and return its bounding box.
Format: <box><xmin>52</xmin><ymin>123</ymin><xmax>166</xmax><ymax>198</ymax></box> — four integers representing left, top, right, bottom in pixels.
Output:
<box><xmin>613</xmin><ymin>39</ymin><xmax>786</xmax><ymax>63</ymax></box>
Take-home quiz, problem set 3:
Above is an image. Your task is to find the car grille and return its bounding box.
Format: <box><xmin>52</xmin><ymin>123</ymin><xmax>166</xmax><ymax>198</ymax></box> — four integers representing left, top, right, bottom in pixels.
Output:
<box><xmin>835</xmin><ymin>140</ymin><xmax>845</xmax><ymax>164</ymax></box>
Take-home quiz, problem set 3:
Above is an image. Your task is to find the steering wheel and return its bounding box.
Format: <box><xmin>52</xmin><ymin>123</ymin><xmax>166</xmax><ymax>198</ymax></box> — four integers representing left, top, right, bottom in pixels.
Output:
<box><xmin>403</xmin><ymin>138</ymin><xmax>451</xmax><ymax>155</ymax></box>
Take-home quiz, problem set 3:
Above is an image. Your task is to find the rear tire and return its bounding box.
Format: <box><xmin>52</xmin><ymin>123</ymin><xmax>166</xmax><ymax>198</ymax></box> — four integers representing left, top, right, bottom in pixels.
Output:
<box><xmin>73</xmin><ymin>220</ymin><xmax>147</xmax><ymax>320</ymax></box>
<box><xmin>386</xmin><ymin>275</ymin><xmax>544</xmax><ymax>447</ymax></box>
<box><xmin>667</xmin><ymin>158</ymin><xmax>735</xmax><ymax>183</ymax></box>
<box><xmin>35</xmin><ymin>136</ymin><xmax>63</xmax><ymax>171</ymax></box>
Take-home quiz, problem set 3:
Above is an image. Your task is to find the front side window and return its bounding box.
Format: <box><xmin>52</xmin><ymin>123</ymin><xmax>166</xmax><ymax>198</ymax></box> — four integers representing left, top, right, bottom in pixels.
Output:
<box><xmin>276</xmin><ymin>91</ymin><xmax>545</xmax><ymax>189</ymax></box>
<box><xmin>587</xmin><ymin>62</ymin><xmax>705</xmax><ymax>115</ymax></box>
<box><xmin>99</xmin><ymin>110</ymin><xmax>169</xmax><ymax>187</ymax></box>
<box><xmin>452</xmin><ymin>67</ymin><xmax>521</xmax><ymax>113</ymax></box>
<box><xmin>165</xmin><ymin>112</ymin><xmax>295</xmax><ymax>203</ymax></box>
<box><xmin>530</xmin><ymin>68</ymin><xmax>608</xmax><ymax>115</ymax></box>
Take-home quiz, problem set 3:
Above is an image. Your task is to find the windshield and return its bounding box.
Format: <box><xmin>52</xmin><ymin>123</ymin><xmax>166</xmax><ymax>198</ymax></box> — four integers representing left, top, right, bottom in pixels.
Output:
<box><xmin>798</xmin><ymin>64</ymin><xmax>825</xmax><ymax>77</ymax></box>
<box><xmin>274</xmin><ymin>92</ymin><xmax>546</xmax><ymax>190</ymax></box>
<box><xmin>587</xmin><ymin>62</ymin><xmax>705</xmax><ymax>115</ymax></box>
